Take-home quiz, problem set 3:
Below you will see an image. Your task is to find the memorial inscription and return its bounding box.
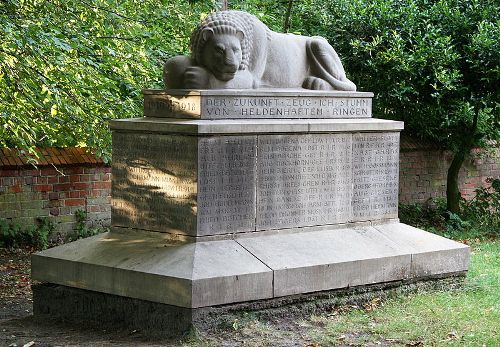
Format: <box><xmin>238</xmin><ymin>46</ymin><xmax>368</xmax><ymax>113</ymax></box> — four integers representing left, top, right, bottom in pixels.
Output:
<box><xmin>143</xmin><ymin>91</ymin><xmax>373</xmax><ymax>119</ymax></box>
<box><xmin>352</xmin><ymin>132</ymin><xmax>400</xmax><ymax>221</ymax></box>
<box><xmin>197</xmin><ymin>136</ymin><xmax>257</xmax><ymax>235</ymax></box>
<box><xmin>256</xmin><ymin>134</ymin><xmax>352</xmax><ymax>230</ymax></box>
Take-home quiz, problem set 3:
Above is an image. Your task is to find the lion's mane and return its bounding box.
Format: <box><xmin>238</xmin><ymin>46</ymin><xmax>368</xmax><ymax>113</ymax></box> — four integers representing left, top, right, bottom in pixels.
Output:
<box><xmin>190</xmin><ymin>11</ymin><xmax>262</xmax><ymax>70</ymax></box>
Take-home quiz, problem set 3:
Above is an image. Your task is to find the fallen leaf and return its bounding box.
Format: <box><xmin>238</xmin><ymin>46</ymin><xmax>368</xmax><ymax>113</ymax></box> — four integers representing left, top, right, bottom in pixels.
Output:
<box><xmin>364</xmin><ymin>297</ymin><xmax>382</xmax><ymax>311</ymax></box>
<box><xmin>405</xmin><ymin>342</ymin><xmax>423</xmax><ymax>347</ymax></box>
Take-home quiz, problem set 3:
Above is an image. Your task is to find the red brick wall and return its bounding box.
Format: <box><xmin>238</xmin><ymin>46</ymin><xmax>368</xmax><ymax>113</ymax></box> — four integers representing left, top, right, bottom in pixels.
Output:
<box><xmin>399</xmin><ymin>146</ymin><xmax>500</xmax><ymax>203</ymax></box>
<box><xmin>0</xmin><ymin>149</ymin><xmax>111</xmax><ymax>235</ymax></box>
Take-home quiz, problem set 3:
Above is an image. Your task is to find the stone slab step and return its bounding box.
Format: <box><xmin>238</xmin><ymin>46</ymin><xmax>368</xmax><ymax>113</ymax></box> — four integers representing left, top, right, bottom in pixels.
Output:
<box><xmin>32</xmin><ymin>222</ymin><xmax>469</xmax><ymax>308</ymax></box>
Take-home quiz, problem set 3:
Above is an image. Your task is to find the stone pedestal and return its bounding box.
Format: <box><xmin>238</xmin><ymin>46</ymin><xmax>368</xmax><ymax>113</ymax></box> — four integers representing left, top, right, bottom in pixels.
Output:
<box><xmin>110</xmin><ymin>117</ymin><xmax>402</xmax><ymax>235</ymax></box>
<box><xmin>32</xmin><ymin>90</ymin><xmax>469</xmax><ymax>333</ymax></box>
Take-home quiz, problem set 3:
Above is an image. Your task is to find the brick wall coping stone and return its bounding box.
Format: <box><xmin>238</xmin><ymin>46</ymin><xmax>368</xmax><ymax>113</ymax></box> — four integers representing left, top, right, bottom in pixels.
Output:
<box><xmin>0</xmin><ymin>147</ymin><xmax>105</xmax><ymax>169</ymax></box>
<box><xmin>400</xmin><ymin>135</ymin><xmax>498</xmax><ymax>152</ymax></box>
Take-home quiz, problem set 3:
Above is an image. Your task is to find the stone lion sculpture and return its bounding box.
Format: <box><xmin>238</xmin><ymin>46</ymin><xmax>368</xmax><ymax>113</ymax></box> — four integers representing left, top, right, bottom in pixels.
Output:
<box><xmin>164</xmin><ymin>10</ymin><xmax>356</xmax><ymax>91</ymax></box>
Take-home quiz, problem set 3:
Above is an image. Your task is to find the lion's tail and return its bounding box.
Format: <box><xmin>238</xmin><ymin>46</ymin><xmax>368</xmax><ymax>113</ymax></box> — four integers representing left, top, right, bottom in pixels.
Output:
<box><xmin>306</xmin><ymin>39</ymin><xmax>356</xmax><ymax>91</ymax></box>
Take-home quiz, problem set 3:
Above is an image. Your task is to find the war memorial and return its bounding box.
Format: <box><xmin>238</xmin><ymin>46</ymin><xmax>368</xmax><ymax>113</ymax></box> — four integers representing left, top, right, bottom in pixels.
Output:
<box><xmin>31</xmin><ymin>11</ymin><xmax>470</xmax><ymax>335</ymax></box>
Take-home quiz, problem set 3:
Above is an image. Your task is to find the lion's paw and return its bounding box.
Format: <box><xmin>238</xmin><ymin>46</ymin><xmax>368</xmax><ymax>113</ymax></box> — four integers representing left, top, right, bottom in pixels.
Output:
<box><xmin>183</xmin><ymin>66</ymin><xmax>210</xmax><ymax>89</ymax></box>
<box><xmin>302</xmin><ymin>77</ymin><xmax>333</xmax><ymax>91</ymax></box>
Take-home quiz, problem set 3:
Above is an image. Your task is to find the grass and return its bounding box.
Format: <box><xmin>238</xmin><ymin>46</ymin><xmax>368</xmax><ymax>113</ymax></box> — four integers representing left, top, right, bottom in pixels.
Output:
<box><xmin>308</xmin><ymin>241</ymin><xmax>499</xmax><ymax>347</ymax></box>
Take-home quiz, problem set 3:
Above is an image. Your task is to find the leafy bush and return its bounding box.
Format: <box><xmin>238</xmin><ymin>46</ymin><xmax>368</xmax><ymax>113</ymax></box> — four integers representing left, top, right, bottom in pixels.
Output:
<box><xmin>0</xmin><ymin>209</ymin><xmax>109</xmax><ymax>249</ymax></box>
<box><xmin>68</xmin><ymin>210</ymin><xmax>104</xmax><ymax>241</ymax></box>
<box><xmin>0</xmin><ymin>217</ymin><xmax>54</xmax><ymax>249</ymax></box>
<box><xmin>297</xmin><ymin>0</ymin><xmax>499</xmax><ymax>139</ymax></box>
<box><xmin>399</xmin><ymin>198</ymin><xmax>447</xmax><ymax>231</ymax></box>
<box><xmin>461</xmin><ymin>177</ymin><xmax>500</xmax><ymax>232</ymax></box>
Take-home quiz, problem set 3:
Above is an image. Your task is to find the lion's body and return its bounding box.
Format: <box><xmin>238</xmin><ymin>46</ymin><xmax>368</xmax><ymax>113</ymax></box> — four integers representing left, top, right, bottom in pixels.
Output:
<box><xmin>164</xmin><ymin>11</ymin><xmax>356</xmax><ymax>91</ymax></box>
<box><xmin>258</xmin><ymin>32</ymin><xmax>311</xmax><ymax>88</ymax></box>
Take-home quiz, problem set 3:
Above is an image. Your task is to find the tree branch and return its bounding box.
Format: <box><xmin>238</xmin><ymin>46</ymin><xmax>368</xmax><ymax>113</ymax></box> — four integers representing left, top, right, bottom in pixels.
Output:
<box><xmin>95</xmin><ymin>36</ymin><xmax>143</xmax><ymax>41</ymax></box>
<box><xmin>283</xmin><ymin>0</ymin><xmax>294</xmax><ymax>33</ymax></box>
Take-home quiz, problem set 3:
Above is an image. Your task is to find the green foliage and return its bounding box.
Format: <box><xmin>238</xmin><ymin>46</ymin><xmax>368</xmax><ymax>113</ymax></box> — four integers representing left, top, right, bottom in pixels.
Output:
<box><xmin>297</xmin><ymin>0</ymin><xmax>499</xmax><ymax>150</ymax></box>
<box><xmin>399</xmin><ymin>198</ymin><xmax>447</xmax><ymax>230</ymax></box>
<box><xmin>0</xmin><ymin>210</ymin><xmax>109</xmax><ymax>249</ymax></box>
<box><xmin>231</xmin><ymin>1</ymin><xmax>292</xmax><ymax>33</ymax></box>
<box><xmin>0</xmin><ymin>217</ymin><xmax>54</xmax><ymax>249</ymax></box>
<box><xmin>400</xmin><ymin>178</ymin><xmax>500</xmax><ymax>240</ymax></box>
<box><xmin>0</xmin><ymin>0</ymin><xmax>211</xmax><ymax>161</ymax></box>
<box><xmin>460</xmin><ymin>177</ymin><xmax>500</xmax><ymax>231</ymax></box>
<box><xmin>68</xmin><ymin>209</ymin><xmax>105</xmax><ymax>241</ymax></box>
<box><xmin>0</xmin><ymin>219</ymin><xmax>16</xmax><ymax>248</ymax></box>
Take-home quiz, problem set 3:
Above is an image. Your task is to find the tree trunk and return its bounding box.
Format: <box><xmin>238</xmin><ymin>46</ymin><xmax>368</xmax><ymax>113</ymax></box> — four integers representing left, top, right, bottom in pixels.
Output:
<box><xmin>218</xmin><ymin>0</ymin><xmax>228</xmax><ymax>11</ymax></box>
<box><xmin>446</xmin><ymin>149</ymin><xmax>466</xmax><ymax>213</ymax></box>
<box><xmin>446</xmin><ymin>107</ymin><xmax>479</xmax><ymax>214</ymax></box>
<box><xmin>283</xmin><ymin>0</ymin><xmax>294</xmax><ymax>33</ymax></box>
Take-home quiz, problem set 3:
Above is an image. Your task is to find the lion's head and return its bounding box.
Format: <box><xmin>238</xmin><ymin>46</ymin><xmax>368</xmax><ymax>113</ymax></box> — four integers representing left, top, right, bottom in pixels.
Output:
<box><xmin>190</xmin><ymin>11</ymin><xmax>255</xmax><ymax>80</ymax></box>
<box><xmin>198</xmin><ymin>29</ymin><xmax>244</xmax><ymax>81</ymax></box>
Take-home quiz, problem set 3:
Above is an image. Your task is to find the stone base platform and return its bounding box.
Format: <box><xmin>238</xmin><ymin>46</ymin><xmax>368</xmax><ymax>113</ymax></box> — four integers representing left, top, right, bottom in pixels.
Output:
<box><xmin>32</xmin><ymin>222</ymin><xmax>469</xmax><ymax>312</ymax></box>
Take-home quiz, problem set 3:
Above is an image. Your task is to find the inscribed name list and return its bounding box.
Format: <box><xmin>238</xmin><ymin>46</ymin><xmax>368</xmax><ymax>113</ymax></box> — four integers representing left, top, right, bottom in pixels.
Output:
<box><xmin>111</xmin><ymin>133</ymin><xmax>198</xmax><ymax>234</ymax></box>
<box><xmin>352</xmin><ymin>132</ymin><xmax>400</xmax><ymax>221</ymax></box>
<box><xmin>257</xmin><ymin>134</ymin><xmax>352</xmax><ymax>230</ymax></box>
<box><xmin>197</xmin><ymin>136</ymin><xmax>256</xmax><ymax>235</ymax></box>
